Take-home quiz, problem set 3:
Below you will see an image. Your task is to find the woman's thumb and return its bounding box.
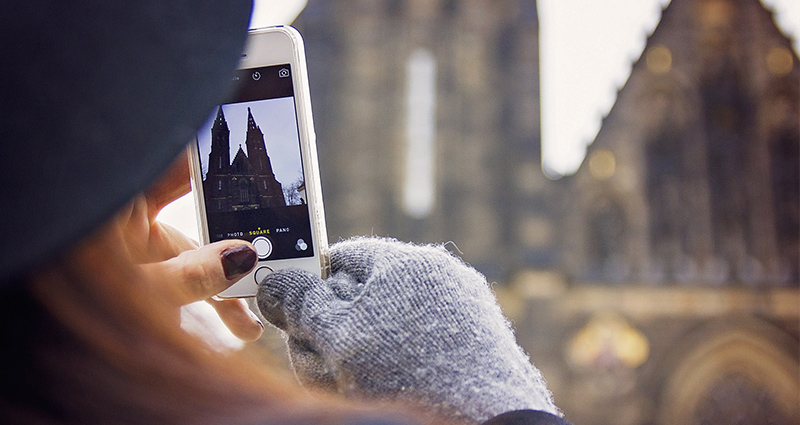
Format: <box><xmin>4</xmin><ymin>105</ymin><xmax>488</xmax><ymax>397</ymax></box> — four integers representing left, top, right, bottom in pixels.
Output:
<box><xmin>140</xmin><ymin>240</ymin><xmax>257</xmax><ymax>306</ymax></box>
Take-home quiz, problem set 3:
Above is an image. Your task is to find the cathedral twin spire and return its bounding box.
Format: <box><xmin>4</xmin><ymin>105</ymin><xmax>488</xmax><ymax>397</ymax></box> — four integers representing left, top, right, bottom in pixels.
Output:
<box><xmin>208</xmin><ymin>106</ymin><xmax>274</xmax><ymax>178</ymax></box>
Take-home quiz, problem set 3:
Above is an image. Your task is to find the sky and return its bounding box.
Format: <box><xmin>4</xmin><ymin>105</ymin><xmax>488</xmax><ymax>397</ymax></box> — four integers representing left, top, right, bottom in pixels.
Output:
<box><xmin>539</xmin><ymin>0</ymin><xmax>800</xmax><ymax>177</ymax></box>
<box><xmin>249</xmin><ymin>0</ymin><xmax>308</xmax><ymax>29</ymax></box>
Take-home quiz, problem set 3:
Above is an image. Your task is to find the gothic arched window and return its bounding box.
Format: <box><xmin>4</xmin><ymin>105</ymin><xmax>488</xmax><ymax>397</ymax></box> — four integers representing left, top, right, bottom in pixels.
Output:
<box><xmin>239</xmin><ymin>179</ymin><xmax>250</xmax><ymax>204</ymax></box>
<box><xmin>700</xmin><ymin>51</ymin><xmax>754</xmax><ymax>272</ymax></box>
<box><xmin>587</xmin><ymin>198</ymin><xmax>627</xmax><ymax>281</ymax></box>
<box><xmin>403</xmin><ymin>48</ymin><xmax>437</xmax><ymax>219</ymax></box>
<box><xmin>646</xmin><ymin>127</ymin><xmax>684</xmax><ymax>259</ymax></box>
<box><xmin>770</xmin><ymin>127</ymin><xmax>800</xmax><ymax>283</ymax></box>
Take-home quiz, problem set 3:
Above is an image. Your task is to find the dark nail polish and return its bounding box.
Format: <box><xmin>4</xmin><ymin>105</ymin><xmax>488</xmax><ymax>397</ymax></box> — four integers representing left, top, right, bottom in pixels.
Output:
<box><xmin>249</xmin><ymin>310</ymin><xmax>264</xmax><ymax>329</ymax></box>
<box><xmin>221</xmin><ymin>245</ymin><xmax>257</xmax><ymax>280</ymax></box>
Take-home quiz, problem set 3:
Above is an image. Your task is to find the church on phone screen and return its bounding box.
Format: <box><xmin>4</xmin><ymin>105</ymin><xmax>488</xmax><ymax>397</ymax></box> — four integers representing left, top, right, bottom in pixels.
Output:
<box><xmin>203</xmin><ymin>106</ymin><xmax>286</xmax><ymax>213</ymax></box>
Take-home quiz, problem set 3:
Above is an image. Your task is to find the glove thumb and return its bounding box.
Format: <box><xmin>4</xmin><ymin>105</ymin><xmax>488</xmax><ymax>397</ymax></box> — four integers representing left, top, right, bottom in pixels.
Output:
<box><xmin>256</xmin><ymin>268</ymin><xmax>339</xmax><ymax>390</ymax></box>
<box><xmin>256</xmin><ymin>268</ymin><xmax>321</xmax><ymax>331</ymax></box>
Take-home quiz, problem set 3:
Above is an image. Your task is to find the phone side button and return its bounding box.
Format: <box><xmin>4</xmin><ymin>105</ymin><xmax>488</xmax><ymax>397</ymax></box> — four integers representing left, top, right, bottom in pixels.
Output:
<box><xmin>254</xmin><ymin>266</ymin><xmax>274</xmax><ymax>286</ymax></box>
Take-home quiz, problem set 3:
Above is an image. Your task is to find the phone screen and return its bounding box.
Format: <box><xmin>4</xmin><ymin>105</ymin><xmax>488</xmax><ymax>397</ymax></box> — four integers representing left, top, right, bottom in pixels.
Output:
<box><xmin>195</xmin><ymin>64</ymin><xmax>314</xmax><ymax>261</ymax></box>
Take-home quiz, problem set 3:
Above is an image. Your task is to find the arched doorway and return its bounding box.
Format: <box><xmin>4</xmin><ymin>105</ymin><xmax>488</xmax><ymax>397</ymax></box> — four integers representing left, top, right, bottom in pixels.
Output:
<box><xmin>659</xmin><ymin>319</ymin><xmax>799</xmax><ymax>424</ymax></box>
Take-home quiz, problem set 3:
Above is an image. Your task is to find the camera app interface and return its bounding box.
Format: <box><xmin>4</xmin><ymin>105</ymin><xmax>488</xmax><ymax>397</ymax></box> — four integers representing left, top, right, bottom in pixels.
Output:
<box><xmin>196</xmin><ymin>64</ymin><xmax>313</xmax><ymax>261</ymax></box>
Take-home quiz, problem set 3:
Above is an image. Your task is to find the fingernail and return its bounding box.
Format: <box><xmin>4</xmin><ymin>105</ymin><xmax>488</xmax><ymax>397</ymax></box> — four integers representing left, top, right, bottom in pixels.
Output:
<box><xmin>221</xmin><ymin>244</ymin><xmax>257</xmax><ymax>280</ymax></box>
<box><xmin>249</xmin><ymin>309</ymin><xmax>264</xmax><ymax>329</ymax></box>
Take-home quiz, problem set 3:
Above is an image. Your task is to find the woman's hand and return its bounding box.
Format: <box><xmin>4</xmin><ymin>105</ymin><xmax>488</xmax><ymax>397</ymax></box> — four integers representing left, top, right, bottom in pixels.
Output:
<box><xmin>256</xmin><ymin>237</ymin><xmax>559</xmax><ymax>424</ymax></box>
<box><xmin>111</xmin><ymin>151</ymin><xmax>264</xmax><ymax>342</ymax></box>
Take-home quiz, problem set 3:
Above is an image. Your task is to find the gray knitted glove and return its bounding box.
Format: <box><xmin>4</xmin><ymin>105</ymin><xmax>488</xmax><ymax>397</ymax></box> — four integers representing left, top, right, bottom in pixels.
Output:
<box><xmin>256</xmin><ymin>237</ymin><xmax>559</xmax><ymax>424</ymax></box>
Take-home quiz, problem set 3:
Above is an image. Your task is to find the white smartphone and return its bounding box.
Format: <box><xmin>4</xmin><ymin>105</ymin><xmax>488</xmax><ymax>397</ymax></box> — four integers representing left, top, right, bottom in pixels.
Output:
<box><xmin>189</xmin><ymin>26</ymin><xmax>330</xmax><ymax>298</ymax></box>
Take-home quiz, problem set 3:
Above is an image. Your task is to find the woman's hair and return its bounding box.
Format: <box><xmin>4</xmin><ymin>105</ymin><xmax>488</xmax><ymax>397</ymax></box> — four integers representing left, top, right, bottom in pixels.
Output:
<box><xmin>0</xmin><ymin>216</ymin><xmax>423</xmax><ymax>424</ymax></box>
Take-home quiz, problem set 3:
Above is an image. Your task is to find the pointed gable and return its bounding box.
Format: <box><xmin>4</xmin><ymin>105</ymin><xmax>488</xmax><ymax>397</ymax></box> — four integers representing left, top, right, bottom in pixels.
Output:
<box><xmin>230</xmin><ymin>144</ymin><xmax>249</xmax><ymax>175</ymax></box>
<box><xmin>566</xmin><ymin>0</ymin><xmax>799</xmax><ymax>285</ymax></box>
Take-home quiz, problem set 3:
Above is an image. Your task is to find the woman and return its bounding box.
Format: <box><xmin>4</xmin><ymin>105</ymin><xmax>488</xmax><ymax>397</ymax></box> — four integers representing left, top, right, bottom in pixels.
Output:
<box><xmin>0</xmin><ymin>1</ymin><xmax>568</xmax><ymax>424</ymax></box>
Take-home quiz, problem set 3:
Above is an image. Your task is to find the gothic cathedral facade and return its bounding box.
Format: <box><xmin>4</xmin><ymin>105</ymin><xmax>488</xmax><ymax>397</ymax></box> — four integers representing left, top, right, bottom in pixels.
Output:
<box><xmin>203</xmin><ymin>106</ymin><xmax>286</xmax><ymax>213</ymax></box>
<box><xmin>293</xmin><ymin>0</ymin><xmax>799</xmax><ymax>423</ymax></box>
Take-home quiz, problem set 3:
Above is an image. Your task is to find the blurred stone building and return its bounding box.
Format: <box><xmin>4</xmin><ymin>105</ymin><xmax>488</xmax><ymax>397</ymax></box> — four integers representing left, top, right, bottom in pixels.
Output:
<box><xmin>297</xmin><ymin>0</ymin><xmax>556</xmax><ymax>281</ymax></box>
<box><xmin>565</xmin><ymin>0</ymin><xmax>799</xmax><ymax>287</ymax></box>
<box><xmin>292</xmin><ymin>0</ymin><xmax>799</xmax><ymax>424</ymax></box>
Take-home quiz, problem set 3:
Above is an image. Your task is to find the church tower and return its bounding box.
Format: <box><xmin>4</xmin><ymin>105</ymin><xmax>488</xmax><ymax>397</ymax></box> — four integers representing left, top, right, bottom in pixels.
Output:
<box><xmin>296</xmin><ymin>0</ymin><xmax>557</xmax><ymax>282</ymax></box>
<box><xmin>562</xmin><ymin>0</ymin><xmax>799</xmax><ymax>286</ymax></box>
<box><xmin>205</xmin><ymin>106</ymin><xmax>232</xmax><ymax>213</ymax></box>
<box><xmin>245</xmin><ymin>107</ymin><xmax>274</xmax><ymax>176</ymax></box>
<box><xmin>243</xmin><ymin>107</ymin><xmax>285</xmax><ymax>208</ymax></box>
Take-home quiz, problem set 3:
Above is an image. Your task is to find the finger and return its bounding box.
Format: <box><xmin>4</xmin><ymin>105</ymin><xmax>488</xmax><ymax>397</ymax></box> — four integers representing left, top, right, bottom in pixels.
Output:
<box><xmin>206</xmin><ymin>298</ymin><xmax>263</xmax><ymax>342</ymax></box>
<box><xmin>145</xmin><ymin>150</ymin><xmax>192</xmax><ymax>218</ymax></box>
<box><xmin>146</xmin><ymin>220</ymin><xmax>200</xmax><ymax>262</ymax></box>
<box><xmin>256</xmin><ymin>268</ymin><xmax>327</xmax><ymax>331</ymax></box>
<box><xmin>140</xmin><ymin>240</ymin><xmax>257</xmax><ymax>306</ymax></box>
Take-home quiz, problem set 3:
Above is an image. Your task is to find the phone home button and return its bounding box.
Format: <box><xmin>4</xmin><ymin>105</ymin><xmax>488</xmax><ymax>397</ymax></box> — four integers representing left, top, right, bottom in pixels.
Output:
<box><xmin>252</xmin><ymin>236</ymin><xmax>273</xmax><ymax>259</ymax></box>
<box><xmin>254</xmin><ymin>266</ymin><xmax>274</xmax><ymax>285</ymax></box>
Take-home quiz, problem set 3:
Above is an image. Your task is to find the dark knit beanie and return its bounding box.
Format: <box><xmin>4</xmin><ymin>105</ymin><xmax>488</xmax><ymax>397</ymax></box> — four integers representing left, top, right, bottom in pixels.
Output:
<box><xmin>0</xmin><ymin>0</ymin><xmax>253</xmax><ymax>284</ymax></box>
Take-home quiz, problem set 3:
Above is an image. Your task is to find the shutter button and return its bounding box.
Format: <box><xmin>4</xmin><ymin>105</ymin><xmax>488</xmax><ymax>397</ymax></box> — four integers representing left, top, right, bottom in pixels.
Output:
<box><xmin>252</xmin><ymin>236</ymin><xmax>273</xmax><ymax>259</ymax></box>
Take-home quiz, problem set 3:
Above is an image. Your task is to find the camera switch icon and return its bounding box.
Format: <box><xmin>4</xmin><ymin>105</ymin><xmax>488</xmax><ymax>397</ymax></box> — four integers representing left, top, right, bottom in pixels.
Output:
<box><xmin>278</xmin><ymin>68</ymin><xmax>290</xmax><ymax>78</ymax></box>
